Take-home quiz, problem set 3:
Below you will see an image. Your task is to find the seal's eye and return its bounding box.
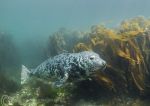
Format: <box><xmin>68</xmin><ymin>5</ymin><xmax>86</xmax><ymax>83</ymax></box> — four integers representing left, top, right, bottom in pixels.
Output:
<box><xmin>89</xmin><ymin>55</ymin><xmax>95</xmax><ymax>60</ymax></box>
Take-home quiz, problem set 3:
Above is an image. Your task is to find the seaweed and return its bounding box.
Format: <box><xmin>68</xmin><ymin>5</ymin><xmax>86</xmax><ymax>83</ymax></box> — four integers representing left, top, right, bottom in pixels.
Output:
<box><xmin>0</xmin><ymin>32</ymin><xmax>21</xmax><ymax>97</ymax></box>
<box><xmin>46</xmin><ymin>28</ymin><xmax>85</xmax><ymax>57</ymax></box>
<box><xmin>4</xmin><ymin>17</ymin><xmax>150</xmax><ymax>106</ymax></box>
<box><xmin>0</xmin><ymin>32</ymin><xmax>20</xmax><ymax>70</ymax></box>
<box><xmin>74</xmin><ymin>17</ymin><xmax>150</xmax><ymax>95</ymax></box>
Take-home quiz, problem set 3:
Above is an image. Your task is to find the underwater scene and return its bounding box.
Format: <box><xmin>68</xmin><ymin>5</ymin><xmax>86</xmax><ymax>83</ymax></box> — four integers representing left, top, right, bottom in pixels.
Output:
<box><xmin>1</xmin><ymin>0</ymin><xmax>150</xmax><ymax>106</ymax></box>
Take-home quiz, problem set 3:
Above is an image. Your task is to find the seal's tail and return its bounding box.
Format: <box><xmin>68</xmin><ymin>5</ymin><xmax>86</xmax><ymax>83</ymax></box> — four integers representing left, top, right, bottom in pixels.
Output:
<box><xmin>21</xmin><ymin>65</ymin><xmax>30</xmax><ymax>84</ymax></box>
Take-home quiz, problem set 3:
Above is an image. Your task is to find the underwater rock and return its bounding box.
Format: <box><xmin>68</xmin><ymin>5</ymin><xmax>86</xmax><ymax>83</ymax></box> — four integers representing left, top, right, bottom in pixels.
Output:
<box><xmin>7</xmin><ymin>79</ymin><xmax>68</xmax><ymax>106</ymax></box>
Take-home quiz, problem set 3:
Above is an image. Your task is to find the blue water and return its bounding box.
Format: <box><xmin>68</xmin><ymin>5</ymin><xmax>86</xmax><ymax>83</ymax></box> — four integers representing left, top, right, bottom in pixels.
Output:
<box><xmin>1</xmin><ymin>0</ymin><xmax>149</xmax><ymax>63</ymax></box>
<box><xmin>0</xmin><ymin>1</ymin><xmax>150</xmax><ymax>105</ymax></box>
<box><xmin>0</xmin><ymin>0</ymin><xmax>150</xmax><ymax>40</ymax></box>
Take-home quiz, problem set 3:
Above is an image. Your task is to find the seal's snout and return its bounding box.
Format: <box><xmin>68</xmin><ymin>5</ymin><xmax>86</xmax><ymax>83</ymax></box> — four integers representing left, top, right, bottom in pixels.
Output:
<box><xmin>99</xmin><ymin>60</ymin><xmax>106</xmax><ymax>71</ymax></box>
<box><xmin>99</xmin><ymin>59</ymin><xmax>106</xmax><ymax>66</ymax></box>
<box><xmin>102</xmin><ymin>61</ymin><xmax>106</xmax><ymax>66</ymax></box>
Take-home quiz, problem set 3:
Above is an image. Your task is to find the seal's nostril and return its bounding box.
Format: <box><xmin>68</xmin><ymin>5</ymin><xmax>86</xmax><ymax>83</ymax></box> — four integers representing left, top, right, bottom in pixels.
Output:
<box><xmin>102</xmin><ymin>61</ymin><xmax>106</xmax><ymax>66</ymax></box>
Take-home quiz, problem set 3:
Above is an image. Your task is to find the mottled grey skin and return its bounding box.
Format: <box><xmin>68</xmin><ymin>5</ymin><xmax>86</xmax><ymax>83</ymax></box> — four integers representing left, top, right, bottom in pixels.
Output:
<box><xmin>29</xmin><ymin>51</ymin><xmax>106</xmax><ymax>87</ymax></box>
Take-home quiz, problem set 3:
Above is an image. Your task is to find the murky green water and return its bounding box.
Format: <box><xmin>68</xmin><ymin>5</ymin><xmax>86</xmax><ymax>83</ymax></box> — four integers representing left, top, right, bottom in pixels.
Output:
<box><xmin>0</xmin><ymin>0</ymin><xmax>150</xmax><ymax>106</ymax></box>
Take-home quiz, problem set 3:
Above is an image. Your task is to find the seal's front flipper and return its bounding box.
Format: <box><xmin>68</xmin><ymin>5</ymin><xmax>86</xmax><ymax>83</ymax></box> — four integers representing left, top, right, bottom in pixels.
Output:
<box><xmin>52</xmin><ymin>72</ymin><xmax>69</xmax><ymax>87</ymax></box>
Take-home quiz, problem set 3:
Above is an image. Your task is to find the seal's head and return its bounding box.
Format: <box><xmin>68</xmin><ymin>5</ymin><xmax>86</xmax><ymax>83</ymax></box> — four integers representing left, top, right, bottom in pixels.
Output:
<box><xmin>78</xmin><ymin>51</ymin><xmax>106</xmax><ymax>76</ymax></box>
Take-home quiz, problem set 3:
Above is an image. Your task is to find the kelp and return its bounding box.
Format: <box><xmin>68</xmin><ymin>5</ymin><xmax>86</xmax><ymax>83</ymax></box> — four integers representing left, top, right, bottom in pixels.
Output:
<box><xmin>47</xmin><ymin>28</ymin><xmax>85</xmax><ymax>57</ymax></box>
<box><xmin>46</xmin><ymin>17</ymin><xmax>150</xmax><ymax>94</ymax></box>
<box><xmin>0</xmin><ymin>32</ymin><xmax>20</xmax><ymax>70</ymax></box>
<box><xmin>6</xmin><ymin>17</ymin><xmax>150</xmax><ymax>106</ymax></box>
<box><xmin>74</xmin><ymin>16</ymin><xmax>150</xmax><ymax>94</ymax></box>
<box><xmin>0</xmin><ymin>32</ymin><xmax>20</xmax><ymax>96</ymax></box>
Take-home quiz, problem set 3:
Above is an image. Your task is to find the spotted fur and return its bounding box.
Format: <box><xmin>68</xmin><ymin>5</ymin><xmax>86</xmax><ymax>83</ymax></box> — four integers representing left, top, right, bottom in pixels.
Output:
<box><xmin>21</xmin><ymin>51</ymin><xmax>106</xmax><ymax>87</ymax></box>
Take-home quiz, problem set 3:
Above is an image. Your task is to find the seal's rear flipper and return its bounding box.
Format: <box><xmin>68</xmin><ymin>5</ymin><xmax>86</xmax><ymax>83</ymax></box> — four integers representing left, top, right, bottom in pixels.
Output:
<box><xmin>21</xmin><ymin>65</ymin><xmax>30</xmax><ymax>84</ymax></box>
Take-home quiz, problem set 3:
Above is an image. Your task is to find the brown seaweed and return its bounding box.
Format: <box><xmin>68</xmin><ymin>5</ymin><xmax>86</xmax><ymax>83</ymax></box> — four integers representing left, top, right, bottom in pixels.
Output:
<box><xmin>6</xmin><ymin>17</ymin><xmax>150</xmax><ymax>106</ymax></box>
<box><xmin>74</xmin><ymin>17</ymin><xmax>150</xmax><ymax>94</ymax></box>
